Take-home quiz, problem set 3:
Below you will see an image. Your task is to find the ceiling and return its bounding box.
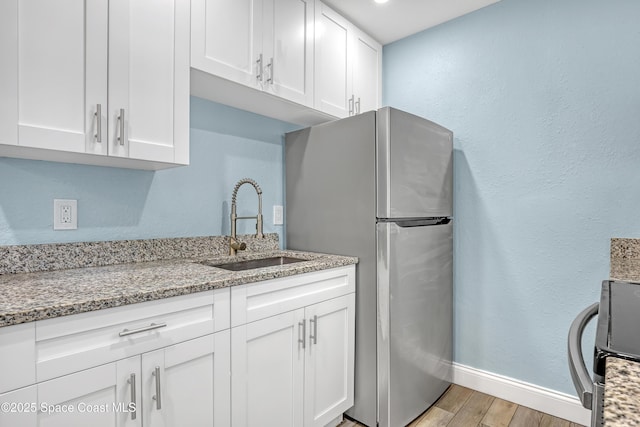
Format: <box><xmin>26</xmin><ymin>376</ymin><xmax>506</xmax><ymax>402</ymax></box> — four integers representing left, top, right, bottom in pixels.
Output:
<box><xmin>322</xmin><ymin>0</ymin><xmax>501</xmax><ymax>45</ymax></box>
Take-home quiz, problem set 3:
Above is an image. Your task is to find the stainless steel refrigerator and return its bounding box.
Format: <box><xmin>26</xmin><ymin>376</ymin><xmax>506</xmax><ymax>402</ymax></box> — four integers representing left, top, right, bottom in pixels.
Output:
<box><xmin>285</xmin><ymin>107</ymin><xmax>453</xmax><ymax>427</ymax></box>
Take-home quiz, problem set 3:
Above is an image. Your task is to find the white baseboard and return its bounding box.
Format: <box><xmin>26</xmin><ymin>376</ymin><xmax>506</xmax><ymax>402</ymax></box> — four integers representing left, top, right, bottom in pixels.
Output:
<box><xmin>452</xmin><ymin>363</ymin><xmax>591</xmax><ymax>426</ymax></box>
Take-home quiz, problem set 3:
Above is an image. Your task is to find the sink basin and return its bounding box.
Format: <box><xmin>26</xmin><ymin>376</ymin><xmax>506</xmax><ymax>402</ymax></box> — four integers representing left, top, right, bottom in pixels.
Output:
<box><xmin>200</xmin><ymin>256</ymin><xmax>306</xmax><ymax>271</ymax></box>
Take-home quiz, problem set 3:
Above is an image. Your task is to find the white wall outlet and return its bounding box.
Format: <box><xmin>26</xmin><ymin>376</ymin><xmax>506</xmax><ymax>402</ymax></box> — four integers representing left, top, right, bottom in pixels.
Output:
<box><xmin>273</xmin><ymin>205</ymin><xmax>283</xmax><ymax>225</ymax></box>
<box><xmin>53</xmin><ymin>199</ymin><xmax>78</xmax><ymax>230</ymax></box>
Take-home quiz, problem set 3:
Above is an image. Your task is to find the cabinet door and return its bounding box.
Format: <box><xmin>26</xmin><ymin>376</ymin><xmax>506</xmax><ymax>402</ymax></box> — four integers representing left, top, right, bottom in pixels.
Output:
<box><xmin>351</xmin><ymin>28</ymin><xmax>381</xmax><ymax>115</ymax></box>
<box><xmin>0</xmin><ymin>322</ymin><xmax>35</xmax><ymax>395</ymax></box>
<box><xmin>142</xmin><ymin>332</ymin><xmax>230</xmax><ymax>427</ymax></box>
<box><xmin>16</xmin><ymin>0</ymin><xmax>107</xmax><ymax>155</ymax></box>
<box><xmin>36</xmin><ymin>364</ymin><xmax>120</xmax><ymax>427</ymax></box>
<box><xmin>115</xmin><ymin>357</ymin><xmax>142</xmax><ymax>427</ymax></box>
<box><xmin>314</xmin><ymin>2</ymin><xmax>352</xmax><ymax>118</ymax></box>
<box><xmin>0</xmin><ymin>386</ymin><xmax>37</xmax><ymax>427</ymax></box>
<box><xmin>231</xmin><ymin>310</ymin><xmax>305</xmax><ymax>427</ymax></box>
<box><xmin>0</xmin><ymin>0</ymin><xmax>18</xmax><ymax>147</ymax></box>
<box><xmin>109</xmin><ymin>0</ymin><xmax>189</xmax><ymax>164</ymax></box>
<box><xmin>304</xmin><ymin>294</ymin><xmax>355</xmax><ymax>427</ymax></box>
<box><xmin>191</xmin><ymin>0</ymin><xmax>263</xmax><ymax>89</ymax></box>
<box><xmin>262</xmin><ymin>0</ymin><xmax>314</xmax><ymax>106</ymax></box>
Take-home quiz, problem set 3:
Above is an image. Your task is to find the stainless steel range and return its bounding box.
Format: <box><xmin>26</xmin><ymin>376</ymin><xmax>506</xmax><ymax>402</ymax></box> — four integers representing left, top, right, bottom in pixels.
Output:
<box><xmin>568</xmin><ymin>280</ymin><xmax>640</xmax><ymax>427</ymax></box>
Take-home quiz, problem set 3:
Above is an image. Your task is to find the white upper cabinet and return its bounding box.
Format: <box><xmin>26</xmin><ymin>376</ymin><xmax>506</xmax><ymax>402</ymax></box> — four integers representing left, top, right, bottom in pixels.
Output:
<box><xmin>351</xmin><ymin>27</ymin><xmax>382</xmax><ymax>116</ymax></box>
<box><xmin>0</xmin><ymin>0</ymin><xmax>19</xmax><ymax>147</ymax></box>
<box><xmin>16</xmin><ymin>0</ymin><xmax>108</xmax><ymax>155</ymax></box>
<box><xmin>0</xmin><ymin>0</ymin><xmax>189</xmax><ymax>170</ymax></box>
<box><xmin>191</xmin><ymin>0</ymin><xmax>263</xmax><ymax>87</ymax></box>
<box><xmin>109</xmin><ymin>0</ymin><xmax>190</xmax><ymax>164</ymax></box>
<box><xmin>262</xmin><ymin>0</ymin><xmax>314</xmax><ymax>106</ymax></box>
<box><xmin>314</xmin><ymin>2</ymin><xmax>381</xmax><ymax>118</ymax></box>
<box><xmin>192</xmin><ymin>0</ymin><xmax>314</xmax><ymax>107</ymax></box>
<box><xmin>314</xmin><ymin>2</ymin><xmax>351</xmax><ymax>118</ymax></box>
<box><xmin>191</xmin><ymin>0</ymin><xmax>380</xmax><ymax>125</ymax></box>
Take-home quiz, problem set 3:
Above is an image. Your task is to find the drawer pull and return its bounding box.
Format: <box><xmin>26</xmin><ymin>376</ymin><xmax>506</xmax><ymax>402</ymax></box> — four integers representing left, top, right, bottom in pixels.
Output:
<box><xmin>119</xmin><ymin>322</ymin><xmax>167</xmax><ymax>337</ymax></box>
<box><xmin>94</xmin><ymin>104</ymin><xmax>102</xmax><ymax>142</ymax></box>
<box><xmin>298</xmin><ymin>320</ymin><xmax>306</xmax><ymax>349</ymax></box>
<box><xmin>117</xmin><ymin>108</ymin><xmax>125</xmax><ymax>145</ymax></box>
<box><xmin>309</xmin><ymin>315</ymin><xmax>318</xmax><ymax>345</ymax></box>
<box><xmin>127</xmin><ymin>373</ymin><xmax>137</xmax><ymax>420</ymax></box>
<box><xmin>266</xmin><ymin>57</ymin><xmax>274</xmax><ymax>85</ymax></box>
<box><xmin>256</xmin><ymin>54</ymin><xmax>263</xmax><ymax>82</ymax></box>
<box><xmin>153</xmin><ymin>366</ymin><xmax>162</xmax><ymax>410</ymax></box>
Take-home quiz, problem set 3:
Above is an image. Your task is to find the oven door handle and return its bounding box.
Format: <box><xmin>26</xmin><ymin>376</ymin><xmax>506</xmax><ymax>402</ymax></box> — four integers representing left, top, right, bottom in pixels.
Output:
<box><xmin>567</xmin><ymin>302</ymin><xmax>599</xmax><ymax>410</ymax></box>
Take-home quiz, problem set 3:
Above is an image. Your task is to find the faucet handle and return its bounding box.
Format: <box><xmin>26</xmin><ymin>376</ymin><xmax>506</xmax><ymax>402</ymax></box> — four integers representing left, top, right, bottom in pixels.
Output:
<box><xmin>230</xmin><ymin>236</ymin><xmax>247</xmax><ymax>252</ymax></box>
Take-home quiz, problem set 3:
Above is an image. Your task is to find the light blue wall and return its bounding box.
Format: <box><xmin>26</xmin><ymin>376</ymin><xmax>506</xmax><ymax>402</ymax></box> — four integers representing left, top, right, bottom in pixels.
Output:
<box><xmin>384</xmin><ymin>0</ymin><xmax>640</xmax><ymax>395</ymax></box>
<box><xmin>0</xmin><ymin>97</ymin><xmax>299</xmax><ymax>246</ymax></box>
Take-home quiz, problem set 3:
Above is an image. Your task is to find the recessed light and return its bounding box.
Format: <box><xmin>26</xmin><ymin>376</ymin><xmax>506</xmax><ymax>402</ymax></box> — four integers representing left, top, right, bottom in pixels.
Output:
<box><xmin>374</xmin><ymin>0</ymin><xmax>389</xmax><ymax>4</ymax></box>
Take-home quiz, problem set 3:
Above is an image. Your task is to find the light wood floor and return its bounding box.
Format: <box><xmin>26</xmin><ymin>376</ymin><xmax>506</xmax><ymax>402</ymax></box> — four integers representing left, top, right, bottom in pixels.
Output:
<box><xmin>340</xmin><ymin>385</ymin><xmax>585</xmax><ymax>427</ymax></box>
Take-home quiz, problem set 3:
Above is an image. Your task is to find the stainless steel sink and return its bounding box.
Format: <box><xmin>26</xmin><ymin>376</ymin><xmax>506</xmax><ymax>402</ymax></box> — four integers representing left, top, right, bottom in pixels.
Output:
<box><xmin>200</xmin><ymin>256</ymin><xmax>306</xmax><ymax>271</ymax></box>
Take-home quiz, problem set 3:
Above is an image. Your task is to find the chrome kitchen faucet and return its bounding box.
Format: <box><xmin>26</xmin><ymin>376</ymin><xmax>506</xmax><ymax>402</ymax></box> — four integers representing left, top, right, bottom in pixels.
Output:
<box><xmin>229</xmin><ymin>178</ymin><xmax>264</xmax><ymax>255</ymax></box>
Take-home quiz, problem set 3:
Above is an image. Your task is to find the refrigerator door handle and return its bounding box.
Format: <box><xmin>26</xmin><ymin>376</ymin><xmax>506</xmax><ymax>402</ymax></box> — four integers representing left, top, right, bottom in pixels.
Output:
<box><xmin>380</xmin><ymin>218</ymin><xmax>451</xmax><ymax>227</ymax></box>
<box><xmin>567</xmin><ymin>302</ymin><xmax>598</xmax><ymax>410</ymax></box>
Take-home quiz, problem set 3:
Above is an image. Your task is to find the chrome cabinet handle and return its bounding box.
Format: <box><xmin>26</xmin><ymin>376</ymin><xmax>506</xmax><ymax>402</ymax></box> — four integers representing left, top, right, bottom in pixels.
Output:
<box><xmin>256</xmin><ymin>54</ymin><xmax>263</xmax><ymax>82</ymax></box>
<box><xmin>309</xmin><ymin>315</ymin><xmax>318</xmax><ymax>345</ymax></box>
<box><xmin>119</xmin><ymin>322</ymin><xmax>167</xmax><ymax>337</ymax></box>
<box><xmin>298</xmin><ymin>320</ymin><xmax>306</xmax><ymax>349</ymax></box>
<box><xmin>152</xmin><ymin>366</ymin><xmax>162</xmax><ymax>410</ymax></box>
<box><xmin>94</xmin><ymin>104</ymin><xmax>102</xmax><ymax>142</ymax></box>
<box><xmin>116</xmin><ymin>108</ymin><xmax>125</xmax><ymax>146</ymax></box>
<box><xmin>567</xmin><ymin>302</ymin><xmax>598</xmax><ymax>410</ymax></box>
<box><xmin>348</xmin><ymin>95</ymin><xmax>355</xmax><ymax>116</ymax></box>
<box><xmin>127</xmin><ymin>373</ymin><xmax>137</xmax><ymax>420</ymax></box>
<box><xmin>266</xmin><ymin>57</ymin><xmax>274</xmax><ymax>85</ymax></box>
<box><xmin>355</xmin><ymin>97</ymin><xmax>361</xmax><ymax>114</ymax></box>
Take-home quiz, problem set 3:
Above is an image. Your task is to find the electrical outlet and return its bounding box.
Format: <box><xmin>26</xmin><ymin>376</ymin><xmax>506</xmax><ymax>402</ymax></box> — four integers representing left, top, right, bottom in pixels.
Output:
<box><xmin>60</xmin><ymin>205</ymin><xmax>72</xmax><ymax>224</ymax></box>
<box><xmin>54</xmin><ymin>199</ymin><xmax>77</xmax><ymax>230</ymax></box>
<box><xmin>273</xmin><ymin>205</ymin><xmax>283</xmax><ymax>225</ymax></box>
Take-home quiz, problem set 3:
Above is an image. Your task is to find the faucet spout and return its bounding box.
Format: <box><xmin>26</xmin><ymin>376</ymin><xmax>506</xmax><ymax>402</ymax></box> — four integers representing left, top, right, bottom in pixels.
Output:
<box><xmin>229</xmin><ymin>178</ymin><xmax>265</xmax><ymax>255</ymax></box>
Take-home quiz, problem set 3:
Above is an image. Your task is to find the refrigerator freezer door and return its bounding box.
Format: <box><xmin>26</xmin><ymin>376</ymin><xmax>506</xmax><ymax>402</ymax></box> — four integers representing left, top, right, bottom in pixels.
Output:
<box><xmin>376</xmin><ymin>107</ymin><xmax>453</xmax><ymax>219</ymax></box>
<box><xmin>377</xmin><ymin>221</ymin><xmax>452</xmax><ymax>427</ymax></box>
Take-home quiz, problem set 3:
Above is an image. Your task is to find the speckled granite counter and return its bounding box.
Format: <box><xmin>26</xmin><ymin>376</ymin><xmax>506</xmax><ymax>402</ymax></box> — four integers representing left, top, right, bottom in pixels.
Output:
<box><xmin>0</xmin><ymin>235</ymin><xmax>357</xmax><ymax>328</ymax></box>
<box><xmin>610</xmin><ymin>238</ymin><xmax>640</xmax><ymax>283</ymax></box>
<box><xmin>605</xmin><ymin>238</ymin><xmax>640</xmax><ymax>426</ymax></box>
<box><xmin>605</xmin><ymin>357</ymin><xmax>640</xmax><ymax>426</ymax></box>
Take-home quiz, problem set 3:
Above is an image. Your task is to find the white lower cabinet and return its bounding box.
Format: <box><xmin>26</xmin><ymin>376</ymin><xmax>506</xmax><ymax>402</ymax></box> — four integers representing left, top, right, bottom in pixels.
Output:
<box><xmin>29</xmin><ymin>331</ymin><xmax>230</xmax><ymax>427</ymax></box>
<box><xmin>231</xmin><ymin>266</ymin><xmax>356</xmax><ymax>427</ymax></box>
<box><xmin>0</xmin><ymin>265</ymin><xmax>355</xmax><ymax>427</ymax></box>
<box><xmin>36</xmin><ymin>363</ymin><xmax>122</xmax><ymax>427</ymax></box>
<box><xmin>231</xmin><ymin>310</ymin><xmax>305</xmax><ymax>427</ymax></box>
<box><xmin>0</xmin><ymin>385</ymin><xmax>37</xmax><ymax>427</ymax></box>
<box><xmin>303</xmin><ymin>294</ymin><xmax>355</xmax><ymax>427</ymax></box>
<box><xmin>141</xmin><ymin>331</ymin><xmax>231</xmax><ymax>427</ymax></box>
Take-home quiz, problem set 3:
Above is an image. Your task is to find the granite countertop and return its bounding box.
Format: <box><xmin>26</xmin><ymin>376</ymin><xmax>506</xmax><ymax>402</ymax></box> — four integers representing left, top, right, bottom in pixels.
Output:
<box><xmin>605</xmin><ymin>238</ymin><xmax>640</xmax><ymax>426</ymax></box>
<box><xmin>610</xmin><ymin>238</ymin><xmax>640</xmax><ymax>282</ymax></box>
<box><xmin>610</xmin><ymin>257</ymin><xmax>640</xmax><ymax>283</ymax></box>
<box><xmin>0</xmin><ymin>249</ymin><xmax>357</xmax><ymax>328</ymax></box>
<box><xmin>605</xmin><ymin>357</ymin><xmax>640</xmax><ymax>427</ymax></box>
